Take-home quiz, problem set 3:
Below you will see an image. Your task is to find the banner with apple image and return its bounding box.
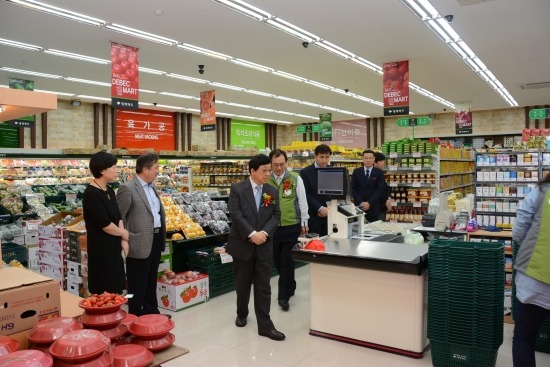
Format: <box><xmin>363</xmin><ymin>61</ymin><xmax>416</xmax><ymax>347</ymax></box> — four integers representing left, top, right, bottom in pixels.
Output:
<box><xmin>111</xmin><ymin>42</ymin><xmax>139</xmax><ymax>110</ymax></box>
<box><xmin>319</xmin><ymin>113</ymin><xmax>333</xmax><ymax>141</ymax></box>
<box><xmin>200</xmin><ymin>90</ymin><xmax>216</xmax><ymax>131</ymax></box>
<box><xmin>455</xmin><ymin>103</ymin><xmax>473</xmax><ymax>135</ymax></box>
<box><xmin>383</xmin><ymin>60</ymin><xmax>409</xmax><ymax>116</ymax></box>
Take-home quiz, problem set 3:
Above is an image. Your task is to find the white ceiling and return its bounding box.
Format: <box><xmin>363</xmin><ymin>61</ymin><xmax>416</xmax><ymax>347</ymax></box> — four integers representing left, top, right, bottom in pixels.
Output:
<box><xmin>0</xmin><ymin>0</ymin><xmax>549</xmax><ymax>125</ymax></box>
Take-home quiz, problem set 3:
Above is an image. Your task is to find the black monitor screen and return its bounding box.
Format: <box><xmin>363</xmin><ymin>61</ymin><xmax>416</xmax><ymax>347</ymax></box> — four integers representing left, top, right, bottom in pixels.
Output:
<box><xmin>317</xmin><ymin>167</ymin><xmax>348</xmax><ymax>200</ymax></box>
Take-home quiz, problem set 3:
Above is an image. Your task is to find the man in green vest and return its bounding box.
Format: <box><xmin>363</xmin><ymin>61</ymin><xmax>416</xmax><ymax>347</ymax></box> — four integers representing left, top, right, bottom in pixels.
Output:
<box><xmin>268</xmin><ymin>149</ymin><xmax>309</xmax><ymax>311</ymax></box>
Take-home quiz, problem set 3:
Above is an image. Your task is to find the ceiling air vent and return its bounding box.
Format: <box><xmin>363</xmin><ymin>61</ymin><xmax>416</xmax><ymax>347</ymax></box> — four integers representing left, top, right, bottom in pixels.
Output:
<box><xmin>521</xmin><ymin>82</ymin><xmax>550</xmax><ymax>90</ymax></box>
<box><xmin>457</xmin><ymin>0</ymin><xmax>495</xmax><ymax>5</ymax></box>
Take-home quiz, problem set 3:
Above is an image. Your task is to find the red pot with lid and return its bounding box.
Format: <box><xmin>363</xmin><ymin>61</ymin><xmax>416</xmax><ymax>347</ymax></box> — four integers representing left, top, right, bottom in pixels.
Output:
<box><xmin>49</xmin><ymin>329</ymin><xmax>110</xmax><ymax>363</ymax></box>
<box><xmin>128</xmin><ymin>333</ymin><xmax>175</xmax><ymax>352</ymax></box>
<box><xmin>98</xmin><ymin>324</ymin><xmax>127</xmax><ymax>341</ymax></box>
<box><xmin>28</xmin><ymin>317</ymin><xmax>83</xmax><ymax>345</ymax></box>
<box><xmin>52</xmin><ymin>351</ymin><xmax>112</xmax><ymax>367</ymax></box>
<box><xmin>79</xmin><ymin>310</ymin><xmax>127</xmax><ymax>329</ymax></box>
<box><xmin>111</xmin><ymin>344</ymin><xmax>153</xmax><ymax>367</ymax></box>
<box><xmin>120</xmin><ymin>314</ymin><xmax>137</xmax><ymax>329</ymax></box>
<box><xmin>0</xmin><ymin>336</ymin><xmax>19</xmax><ymax>356</ymax></box>
<box><xmin>0</xmin><ymin>349</ymin><xmax>53</xmax><ymax>367</ymax></box>
<box><xmin>127</xmin><ymin>314</ymin><xmax>174</xmax><ymax>340</ymax></box>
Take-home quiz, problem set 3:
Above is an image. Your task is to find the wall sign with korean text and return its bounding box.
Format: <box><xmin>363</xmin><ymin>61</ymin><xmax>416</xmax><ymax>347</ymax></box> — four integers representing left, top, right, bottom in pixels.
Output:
<box><xmin>115</xmin><ymin>109</ymin><xmax>175</xmax><ymax>150</ymax></box>
<box><xmin>230</xmin><ymin>120</ymin><xmax>265</xmax><ymax>149</ymax></box>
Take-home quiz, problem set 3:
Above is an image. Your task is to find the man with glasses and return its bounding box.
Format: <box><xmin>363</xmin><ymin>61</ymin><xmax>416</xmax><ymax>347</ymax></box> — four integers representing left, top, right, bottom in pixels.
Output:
<box><xmin>268</xmin><ymin>149</ymin><xmax>309</xmax><ymax>311</ymax></box>
<box><xmin>300</xmin><ymin>144</ymin><xmax>332</xmax><ymax>236</ymax></box>
<box><xmin>351</xmin><ymin>149</ymin><xmax>385</xmax><ymax>223</ymax></box>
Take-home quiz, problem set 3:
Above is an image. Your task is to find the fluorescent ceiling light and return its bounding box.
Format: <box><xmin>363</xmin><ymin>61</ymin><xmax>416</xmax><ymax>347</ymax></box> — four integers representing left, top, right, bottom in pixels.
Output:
<box><xmin>245</xmin><ymin>89</ymin><xmax>273</xmax><ymax>97</ymax></box>
<box><xmin>1</xmin><ymin>67</ymin><xmax>62</xmax><ymax>79</ymax></box>
<box><xmin>160</xmin><ymin>92</ymin><xmax>196</xmax><ymax>99</ymax></box>
<box><xmin>156</xmin><ymin>104</ymin><xmax>184</xmax><ymax>109</ymax></box>
<box><xmin>185</xmin><ymin>108</ymin><xmax>201</xmax><ymax>113</ymax></box>
<box><xmin>227</xmin><ymin>102</ymin><xmax>251</xmax><ymax>108</ymax></box>
<box><xmin>35</xmin><ymin>89</ymin><xmax>75</xmax><ymax>96</ymax></box>
<box><xmin>7</xmin><ymin>0</ymin><xmax>105</xmax><ymax>26</ymax></box>
<box><xmin>304</xmin><ymin>80</ymin><xmax>332</xmax><ymax>90</ymax></box>
<box><xmin>176</xmin><ymin>44</ymin><xmax>231</xmax><ymax>60</ymax></box>
<box><xmin>76</xmin><ymin>95</ymin><xmax>111</xmax><ymax>101</ymax></box>
<box><xmin>271</xmin><ymin>70</ymin><xmax>305</xmax><ymax>82</ymax></box>
<box><xmin>139</xmin><ymin>67</ymin><xmax>165</xmax><ymax>75</ymax></box>
<box><xmin>166</xmin><ymin>73</ymin><xmax>208</xmax><ymax>84</ymax></box>
<box><xmin>105</xmin><ymin>23</ymin><xmax>177</xmax><ymax>45</ymax></box>
<box><xmin>210</xmin><ymin>82</ymin><xmax>244</xmax><ymax>91</ymax></box>
<box><xmin>276</xmin><ymin>121</ymin><xmax>293</xmax><ymax>124</ymax></box>
<box><xmin>44</xmin><ymin>49</ymin><xmax>109</xmax><ymax>64</ymax></box>
<box><xmin>0</xmin><ymin>37</ymin><xmax>41</xmax><ymax>51</ymax></box>
<box><xmin>139</xmin><ymin>89</ymin><xmax>157</xmax><ymax>94</ymax></box>
<box><xmin>230</xmin><ymin>59</ymin><xmax>273</xmax><ymax>72</ymax></box>
<box><xmin>212</xmin><ymin>0</ymin><xmax>270</xmax><ymax>21</ymax></box>
<box><xmin>274</xmin><ymin>96</ymin><xmax>299</xmax><ymax>103</ymax></box>
<box><xmin>65</xmin><ymin>77</ymin><xmax>110</xmax><ymax>86</ymax></box>
<box><xmin>295</xmin><ymin>114</ymin><xmax>316</xmax><ymax>119</ymax></box>
<box><xmin>266</xmin><ymin>18</ymin><xmax>316</xmax><ymax>42</ymax></box>
<box><xmin>138</xmin><ymin>102</ymin><xmax>154</xmax><ymax>106</ymax></box>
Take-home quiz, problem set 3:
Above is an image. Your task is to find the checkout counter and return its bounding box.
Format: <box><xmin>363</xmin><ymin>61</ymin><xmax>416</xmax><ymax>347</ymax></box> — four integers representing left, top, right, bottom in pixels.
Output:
<box><xmin>292</xmin><ymin>200</ymin><xmax>430</xmax><ymax>358</ymax></box>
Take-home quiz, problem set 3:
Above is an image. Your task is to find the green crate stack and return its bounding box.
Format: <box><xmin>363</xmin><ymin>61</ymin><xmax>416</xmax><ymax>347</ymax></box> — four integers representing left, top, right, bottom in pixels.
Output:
<box><xmin>512</xmin><ymin>240</ymin><xmax>550</xmax><ymax>353</ymax></box>
<box><xmin>186</xmin><ymin>246</ymin><xmax>235</xmax><ymax>299</ymax></box>
<box><xmin>428</xmin><ymin>240</ymin><xmax>504</xmax><ymax>367</ymax></box>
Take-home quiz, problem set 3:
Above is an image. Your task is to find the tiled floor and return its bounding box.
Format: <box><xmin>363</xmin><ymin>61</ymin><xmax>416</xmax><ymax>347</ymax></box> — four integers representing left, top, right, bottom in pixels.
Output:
<box><xmin>161</xmin><ymin>266</ymin><xmax>549</xmax><ymax>367</ymax></box>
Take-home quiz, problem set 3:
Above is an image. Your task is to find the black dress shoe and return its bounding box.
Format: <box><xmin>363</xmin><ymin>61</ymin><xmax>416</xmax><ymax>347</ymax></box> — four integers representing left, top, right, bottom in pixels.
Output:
<box><xmin>235</xmin><ymin>317</ymin><xmax>247</xmax><ymax>327</ymax></box>
<box><xmin>259</xmin><ymin>329</ymin><xmax>285</xmax><ymax>341</ymax></box>
<box><xmin>278</xmin><ymin>300</ymin><xmax>289</xmax><ymax>311</ymax></box>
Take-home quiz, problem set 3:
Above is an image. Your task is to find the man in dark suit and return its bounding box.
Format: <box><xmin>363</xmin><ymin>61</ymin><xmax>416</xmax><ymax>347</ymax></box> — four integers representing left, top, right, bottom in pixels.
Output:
<box><xmin>351</xmin><ymin>149</ymin><xmax>386</xmax><ymax>223</ymax></box>
<box><xmin>300</xmin><ymin>144</ymin><xmax>332</xmax><ymax>236</ymax></box>
<box><xmin>117</xmin><ymin>153</ymin><xmax>167</xmax><ymax>317</ymax></box>
<box><xmin>374</xmin><ymin>152</ymin><xmax>392</xmax><ymax>221</ymax></box>
<box><xmin>226</xmin><ymin>154</ymin><xmax>284</xmax><ymax>341</ymax></box>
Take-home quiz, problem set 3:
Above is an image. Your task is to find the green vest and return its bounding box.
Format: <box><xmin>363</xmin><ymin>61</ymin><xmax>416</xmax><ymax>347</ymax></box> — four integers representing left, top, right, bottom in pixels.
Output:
<box><xmin>268</xmin><ymin>171</ymin><xmax>300</xmax><ymax>226</ymax></box>
<box><xmin>527</xmin><ymin>189</ymin><xmax>550</xmax><ymax>283</ymax></box>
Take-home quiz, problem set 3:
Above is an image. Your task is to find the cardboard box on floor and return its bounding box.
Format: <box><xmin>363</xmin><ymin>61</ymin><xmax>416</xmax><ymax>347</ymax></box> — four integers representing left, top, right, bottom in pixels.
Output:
<box><xmin>157</xmin><ymin>273</ymin><xmax>209</xmax><ymax>312</ymax></box>
<box><xmin>7</xmin><ymin>291</ymin><xmax>83</xmax><ymax>350</ymax></box>
<box><xmin>0</xmin><ymin>267</ymin><xmax>61</xmax><ymax>336</ymax></box>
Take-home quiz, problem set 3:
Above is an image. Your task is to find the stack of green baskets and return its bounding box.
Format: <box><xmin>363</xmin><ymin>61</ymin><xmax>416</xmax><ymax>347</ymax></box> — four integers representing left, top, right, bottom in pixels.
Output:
<box><xmin>511</xmin><ymin>240</ymin><xmax>550</xmax><ymax>353</ymax></box>
<box><xmin>186</xmin><ymin>246</ymin><xmax>235</xmax><ymax>298</ymax></box>
<box><xmin>428</xmin><ymin>240</ymin><xmax>504</xmax><ymax>367</ymax></box>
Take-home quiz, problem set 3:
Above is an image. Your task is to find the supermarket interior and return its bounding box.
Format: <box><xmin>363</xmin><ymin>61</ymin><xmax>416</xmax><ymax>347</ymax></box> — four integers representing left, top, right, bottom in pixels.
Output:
<box><xmin>1</xmin><ymin>0</ymin><xmax>550</xmax><ymax>366</ymax></box>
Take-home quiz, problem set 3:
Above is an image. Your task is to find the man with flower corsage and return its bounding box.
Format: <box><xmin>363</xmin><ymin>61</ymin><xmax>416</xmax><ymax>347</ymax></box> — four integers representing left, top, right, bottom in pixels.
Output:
<box><xmin>268</xmin><ymin>149</ymin><xmax>309</xmax><ymax>311</ymax></box>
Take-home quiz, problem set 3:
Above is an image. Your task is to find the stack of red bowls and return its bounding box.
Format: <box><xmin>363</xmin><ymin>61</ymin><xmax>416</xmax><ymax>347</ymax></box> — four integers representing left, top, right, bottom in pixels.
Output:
<box><xmin>127</xmin><ymin>314</ymin><xmax>175</xmax><ymax>352</ymax></box>
<box><xmin>48</xmin><ymin>329</ymin><xmax>111</xmax><ymax>367</ymax></box>
<box><xmin>111</xmin><ymin>344</ymin><xmax>153</xmax><ymax>367</ymax></box>
<box><xmin>78</xmin><ymin>298</ymin><xmax>129</xmax><ymax>344</ymax></box>
<box><xmin>0</xmin><ymin>335</ymin><xmax>19</xmax><ymax>356</ymax></box>
<box><xmin>27</xmin><ymin>317</ymin><xmax>83</xmax><ymax>355</ymax></box>
<box><xmin>0</xmin><ymin>349</ymin><xmax>53</xmax><ymax>367</ymax></box>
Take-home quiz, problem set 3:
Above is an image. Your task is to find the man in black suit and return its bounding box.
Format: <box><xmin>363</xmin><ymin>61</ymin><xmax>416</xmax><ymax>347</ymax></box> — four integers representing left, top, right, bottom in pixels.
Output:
<box><xmin>226</xmin><ymin>154</ymin><xmax>284</xmax><ymax>341</ymax></box>
<box><xmin>351</xmin><ymin>149</ymin><xmax>386</xmax><ymax>223</ymax></box>
<box><xmin>374</xmin><ymin>152</ymin><xmax>392</xmax><ymax>221</ymax></box>
<box><xmin>299</xmin><ymin>144</ymin><xmax>332</xmax><ymax>236</ymax></box>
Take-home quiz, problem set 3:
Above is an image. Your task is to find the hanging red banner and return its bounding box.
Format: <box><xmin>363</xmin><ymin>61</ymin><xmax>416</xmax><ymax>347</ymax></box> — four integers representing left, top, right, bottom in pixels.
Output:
<box><xmin>111</xmin><ymin>42</ymin><xmax>139</xmax><ymax>110</ymax></box>
<box><xmin>383</xmin><ymin>60</ymin><xmax>409</xmax><ymax>116</ymax></box>
<box><xmin>115</xmin><ymin>109</ymin><xmax>175</xmax><ymax>150</ymax></box>
<box><xmin>200</xmin><ymin>90</ymin><xmax>216</xmax><ymax>131</ymax></box>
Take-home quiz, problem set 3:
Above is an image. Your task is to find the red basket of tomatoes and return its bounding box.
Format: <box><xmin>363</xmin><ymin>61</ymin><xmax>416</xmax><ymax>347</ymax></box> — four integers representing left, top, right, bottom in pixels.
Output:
<box><xmin>79</xmin><ymin>292</ymin><xmax>127</xmax><ymax>314</ymax></box>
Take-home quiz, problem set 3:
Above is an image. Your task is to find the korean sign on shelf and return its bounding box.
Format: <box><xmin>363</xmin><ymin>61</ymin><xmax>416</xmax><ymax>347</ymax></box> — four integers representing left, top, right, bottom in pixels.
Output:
<box><xmin>230</xmin><ymin>120</ymin><xmax>265</xmax><ymax>149</ymax></box>
<box><xmin>115</xmin><ymin>108</ymin><xmax>175</xmax><ymax>150</ymax></box>
<box><xmin>383</xmin><ymin>60</ymin><xmax>409</xmax><ymax>116</ymax></box>
<box><xmin>111</xmin><ymin>42</ymin><xmax>139</xmax><ymax>110</ymax></box>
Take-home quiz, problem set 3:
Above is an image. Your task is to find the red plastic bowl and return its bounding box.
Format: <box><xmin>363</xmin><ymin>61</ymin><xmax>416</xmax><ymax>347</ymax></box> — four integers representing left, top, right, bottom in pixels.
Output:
<box><xmin>49</xmin><ymin>329</ymin><xmax>111</xmax><ymax>363</ymax></box>
<box><xmin>127</xmin><ymin>315</ymin><xmax>174</xmax><ymax>340</ymax></box>
<box><xmin>28</xmin><ymin>317</ymin><xmax>83</xmax><ymax>344</ymax></box>
<box><xmin>99</xmin><ymin>324</ymin><xmax>128</xmax><ymax>341</ymax></box>
<box><xmin>53</xmin><ymin>351</ymin><xmax>112</xmax><ymax>367</ymax></box>
<box><xmin>111</xmin><ymin>344</ymin><xmax>153</xmax><ymax>367</ymax></box>
<box><xmin>0</xmin><ymin>349</ymin><xmax>53</xmax><ymax>367</ymax></box>
<box><xmin>120</xmin><ymin>314</ymin><xmax>137</xmax><ymax>329</ymax></box>
<box><xmin>30</xmin><ymin>343</ymin><xmax>52</xmax><ymax>356</ymax></box>
<box><xmin>79</xmin><ymin>310</ymin><xmax>127</xmax><ymax>329</ymax></box>
<box><xmin>79</xmin><ymin>296</ymin><xmax>127</xmax><ymax>315</ymax></box>
<box><xmin>128</xmin><ymin>333</ymin><xmax>175</xmax><ymax>352</ymax></box>
<box><xmin>0</xmin><ymin>335</ymin><xmax>19</xmax><ymax>356</ymax></box>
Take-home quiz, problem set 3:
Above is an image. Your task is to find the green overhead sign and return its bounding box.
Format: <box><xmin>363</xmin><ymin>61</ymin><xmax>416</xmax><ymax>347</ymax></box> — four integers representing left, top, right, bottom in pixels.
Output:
<box><xmin>397</xmin><ymin>117</ymin><xmax>430</xmax><ymax>127</ymax></box>
<box><xmin>529</xmin><ymin>108</ymin><xmax>550</xmax><ymax>119</ymax></box>
<box><xmin>296</xmin><ymin>124</ymin><xmax>322</xmax><ymax>133</ymax></box>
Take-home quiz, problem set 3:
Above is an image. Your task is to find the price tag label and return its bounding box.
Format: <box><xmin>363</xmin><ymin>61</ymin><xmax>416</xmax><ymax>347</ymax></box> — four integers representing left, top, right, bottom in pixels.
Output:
<box><xmin>220</xmin><ymin>253</ymin><xmax>233</xmax><ymax>264</ymax></box>
<box><xmin>413</xmin><ymin>152</ymin><xmax>421</xmax><ymax>158</ymax></box>
<box><xmin>389</xmin><ymin>165</ymin><xmax>398</xmax><ymax>171</ymax></box>
<box><xmin>390</xmin><ymin>182</ymin><xmax>398</xmax><ymax>187</ymax></box>
<box><xmin>413</xmin><ymin>202</ymin><xmax>421</xmax><ymax>207</ymax></box>
<box><xmin>66</xmin><ymin>193</ymin><xmax>77</xmax><ymax>203</ymax></box>
<box><xmin>412</xmin><ymin>182</ymin><xmax>421</xmax><ymax>187</ymax></box>
<box><xmin>413</xmin><ymin>165</ymin><xmax>422</xmax><ymax>171</ymax></box>
<box><xmin>391</xmin><ymin>202</ymin><xmax>398</xmax><ymax>207</ymax></box>
<box><xmin>390</xmin><ymin>153</ymin><xmax>398</xmax><ymax>158</ymax></box>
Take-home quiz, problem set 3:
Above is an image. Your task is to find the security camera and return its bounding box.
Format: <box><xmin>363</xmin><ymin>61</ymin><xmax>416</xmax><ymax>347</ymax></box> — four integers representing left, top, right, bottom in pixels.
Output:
<box><xmin>443</xmin><ymin>108</ymin><xmax>447</xmax><ymax>111</ymax></box>
<box><xmin>444</xmin><ymin>14</ymin><xmax>453</xmax><ymax>22</ymax></box>
<box><xmin>302</xmin><ymin>41</ymin><xmax>309</xmax><ymax>48</ymax></box>
<box><xmin>344</xmin><ymin>89</ymin><xmax>349</xmax><ymax>93</ymax></box>
<box><xmin>199</xmin><ymin>69</ymin><xmax>204</xmax><ymax>74</ymax></box>
<box><xmin>153</xmin><ymin>102</ymin><xmax>157</xmax><ymax>106</ymax></box>
<box><xmin>198</xmin><ymin>64</ymin><xmax>204</xmax><ymax>74</ymax></box>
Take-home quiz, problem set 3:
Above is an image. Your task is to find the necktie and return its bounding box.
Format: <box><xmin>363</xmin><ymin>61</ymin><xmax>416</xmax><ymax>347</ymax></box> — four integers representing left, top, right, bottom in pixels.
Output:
<box><xmin>255</xmin><ymin>186</ymin><xmax>262</xmax><ymax>210</ymax></box>
<box><xmin>276</xmin><ymin>176</ymin><xmax>282</xmax><ymax>186</ymax></box>
<box><xmin>365</xmin><ymin>169</ymin><xmax>370</xmax><ymax>182</ymax></box>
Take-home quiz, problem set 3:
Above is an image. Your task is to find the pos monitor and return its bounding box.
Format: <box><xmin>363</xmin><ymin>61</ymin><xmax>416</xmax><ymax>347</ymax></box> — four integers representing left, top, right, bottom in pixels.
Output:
<box><xmin>316</xmin><ymin>167</ymin><xmax>349</xmax><ymax>201</ymax></box>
